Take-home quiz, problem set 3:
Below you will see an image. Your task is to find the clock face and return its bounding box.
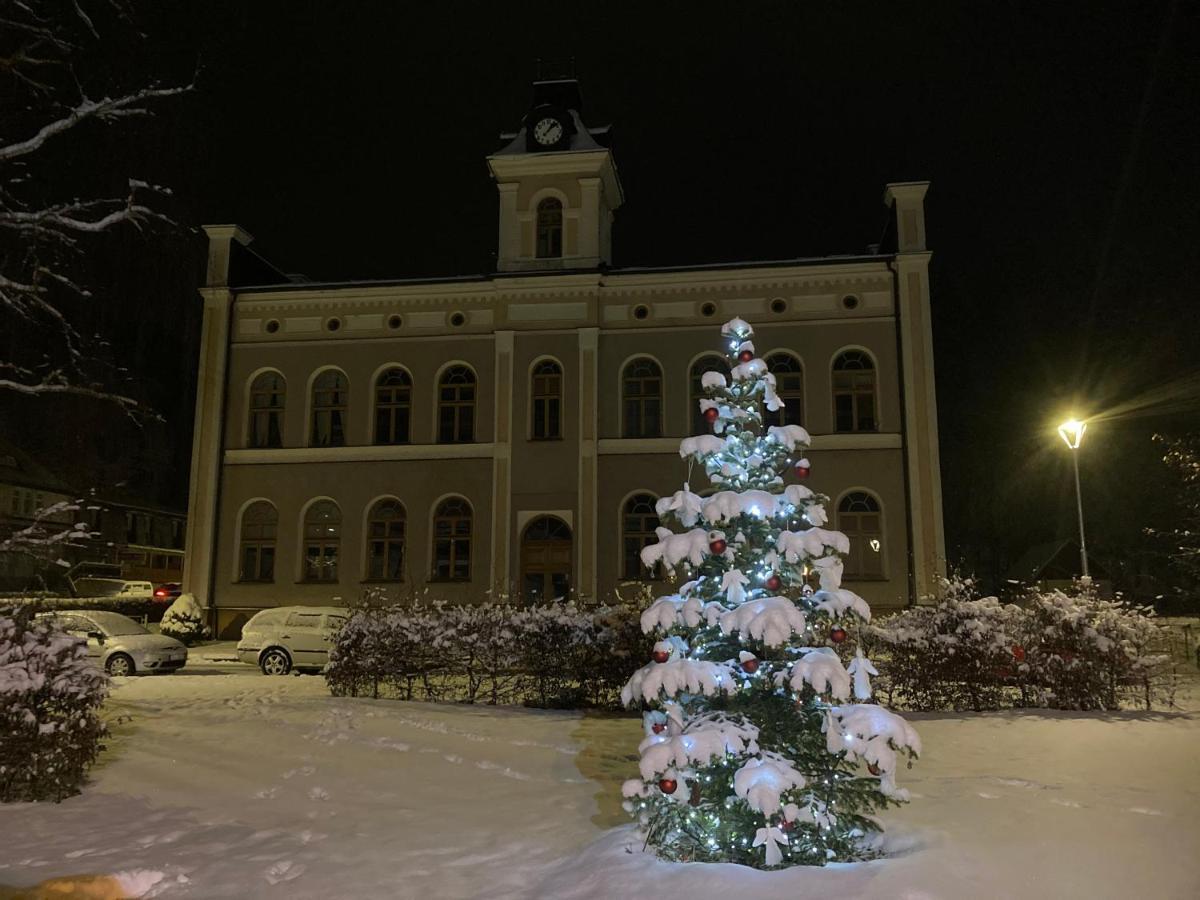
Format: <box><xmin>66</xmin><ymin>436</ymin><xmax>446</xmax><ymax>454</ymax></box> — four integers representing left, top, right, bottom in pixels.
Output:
<box><xmin>533</xmin><ymin>116</ymin><xmax>564</xmax><ymax>147</ymax></box>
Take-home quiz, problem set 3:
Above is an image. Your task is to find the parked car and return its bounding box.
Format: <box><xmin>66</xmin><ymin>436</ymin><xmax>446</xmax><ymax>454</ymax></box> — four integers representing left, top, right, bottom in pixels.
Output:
<box><xmin>153</xmin><ymin>582</ymin><xmax>182</xmax><ymax>602</ymax></box>
<box><xmin>237</xmin><ymin>606</ymin><xmax>351</xmax><ymax>675</ymax></box>
<box><xmin>114</xmin><ymin>581</ymin><xmax>154</xmax><ymax>600</ymax></box>
<box><xmin>36</xmin><ymin>610</ymin><xmax>188</xmax><ymax>676</ymax></box>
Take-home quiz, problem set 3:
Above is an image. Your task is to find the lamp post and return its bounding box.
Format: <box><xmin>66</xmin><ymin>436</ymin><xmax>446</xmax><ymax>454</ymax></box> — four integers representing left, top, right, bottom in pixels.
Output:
<box><xmin>1057</xmin><ymin>419</ymin><xmax>1089</xmax><ymax>577</ymax></box>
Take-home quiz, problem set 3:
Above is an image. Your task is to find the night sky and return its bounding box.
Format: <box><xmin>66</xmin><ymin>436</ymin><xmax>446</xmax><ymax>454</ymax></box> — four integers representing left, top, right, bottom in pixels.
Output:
<box><xmin>8</xmin><ymin>1</ymin><xmax>1197</xmax><ymax>595</ymax></box>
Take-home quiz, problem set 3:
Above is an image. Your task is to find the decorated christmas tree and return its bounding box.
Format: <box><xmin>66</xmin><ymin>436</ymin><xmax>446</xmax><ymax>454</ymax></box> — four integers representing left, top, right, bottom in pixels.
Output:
<box><xmin>620</xmin><ymin>317</ymin><xmax>920</xmax><ymax>867</ymax></box>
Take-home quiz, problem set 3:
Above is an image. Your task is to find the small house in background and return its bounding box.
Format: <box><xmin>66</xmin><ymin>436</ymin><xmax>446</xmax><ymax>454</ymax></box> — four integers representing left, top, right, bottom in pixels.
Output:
<box><xmin>1005</xmin><ymin>539</ymin><xmax>1112</xmax><ymax>598</ymax></box>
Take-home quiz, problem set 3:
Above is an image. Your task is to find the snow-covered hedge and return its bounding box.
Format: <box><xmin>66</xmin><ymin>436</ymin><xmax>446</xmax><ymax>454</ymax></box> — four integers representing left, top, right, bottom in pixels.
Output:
<box><xmin>0</xmin><ymin>606</ymin><xmax>108</xmax><ymax>802</ymax></box>
<box><xmin>870</xmin><ymin>578</ymin><xmax>1175</xmax><ymax>711</ymax></box>
<box><xmin>325</xmin><ymin>598</ymin><xmax>648</xmax><ymax>708</ymax></box>
<box><xmin>159</xmin><ymin>593</ymin><xmax>211</xmax><ymax>646</ymax></box>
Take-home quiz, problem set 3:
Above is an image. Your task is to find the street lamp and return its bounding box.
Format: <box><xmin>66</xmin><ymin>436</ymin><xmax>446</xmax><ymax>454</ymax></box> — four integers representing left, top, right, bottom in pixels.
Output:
<box><xmin>1057</xmin><ymin>418</ymin><xmax>1089</xmax><ymax>577</ymax></box>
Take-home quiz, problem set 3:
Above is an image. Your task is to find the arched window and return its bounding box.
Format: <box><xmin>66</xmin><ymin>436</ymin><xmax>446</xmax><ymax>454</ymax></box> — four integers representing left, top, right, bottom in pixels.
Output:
<box><xmin>366</xmin><ymin>499</ymin><xmax>406</xmax><ymax>581</ymax></box>
<box><xmin>438</xmin><ymin>365</ymin><xmax>475</xmax><ymax>443</ymax></box>
<box><xmin>238</xmin><ymin>501</ymin><xmax>277</xmax><ymax>582</ymax></box>
<box><xmin>689</xmin><ymin>355</ymin><xmax>729</xmax><ymax>434</ymax></box>
<box><xmin>763</xmin><ymin>353</ymin><xmax>804</xmax><ymax>428</ymax></box>
<box><xmin>837</xmin><ymin>491</ymin><xmax>883</xmax><ymax>579</ymax></box>
<box><xmin>622</xmin><ymin>358</ymin><xmax>663</xmax><ymax>439</ymax></box>
<box><xmin>432</xmin><ymin>497</ymin><xmax>472</xmax><ymax>581</ymax></box>
<box><xmin>310</xmin><ymin>370</ymin><xmax>348</xmax><ymax>447</ymax></box>
<box><xmin>374</xmin><ymin>368</ymin><xmax>412</xmax><ymax>445</ymax></box>
<box><xmin>248</xmin><ymin>372</ymin><xmax>285</xmax><ymax>448</ymax></box>
<box><xmin>832</xmin><ymin>350</ymin><xmax>877</xmax><ymax>432</ymax></box>
<box><xmin>302</xmin><ymin>500</ymin><xmax>341</xmax><ymax>582</ymax></box>
<box><xmin>622</xmin><ymin>493</ymin><xmax>661</xmax><ymax>580</ymax></box>
<box><xmin>536</xmin><ymin>198</ymin><xmax>563</xmax><ymax>259</ymax></box>
<box><xmin>531</xmin><ymin>360</ymin><xmax>562</xmax><ymax>440</ymax></box>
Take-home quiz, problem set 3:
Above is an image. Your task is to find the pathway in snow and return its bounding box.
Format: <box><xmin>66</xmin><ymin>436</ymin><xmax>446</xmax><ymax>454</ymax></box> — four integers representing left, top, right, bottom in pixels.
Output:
<box><xmin>1</xmin><ymin>674</ymin><xmax>1197</xmax><ymax>898</ymax></box>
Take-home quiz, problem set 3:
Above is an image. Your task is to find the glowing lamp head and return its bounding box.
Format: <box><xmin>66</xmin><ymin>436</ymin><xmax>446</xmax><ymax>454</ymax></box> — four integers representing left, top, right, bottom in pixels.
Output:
<box><xmin>1058</xmin><ymin>418</ymin><xmax>1086</xmax><ymax>450</ymax></box>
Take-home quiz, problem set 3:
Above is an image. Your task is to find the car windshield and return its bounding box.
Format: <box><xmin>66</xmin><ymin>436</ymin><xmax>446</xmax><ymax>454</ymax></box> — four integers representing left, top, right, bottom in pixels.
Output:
<box><xmin>83</xmin><ymin>612</ymin><xmax>150</xmax><ymax>636</ymax></box>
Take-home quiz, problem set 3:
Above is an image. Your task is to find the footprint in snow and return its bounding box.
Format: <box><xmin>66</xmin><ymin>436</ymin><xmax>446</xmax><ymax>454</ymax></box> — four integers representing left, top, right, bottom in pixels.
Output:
<box><xmin>282</xmin><ymin>765</ymin><xmax>316</xmax><ymax>779</ymax></box>
<box><xmin>296</xmin><ymin>830</ymin><xmax>327</xmax><ymax>844</ymax></box>
<box><xmin>253</xmin><ymin>787</ymin><xmax>280</xmax><ymax>800</ymax></box>
<box><xmin>977</xmin><ymin>792</ymin><xmax>999</xmax><ymax>799</ymax></box>
<box><xmin>1050</xmin><ymin>798</ymin><xmax>1084</xmax><ymax>808</ymax></box>
<box><xmin>1127</xmin><ymin>807</ymin><xmax>1164</xmax><ymax>816</ymax></box>
<box><xmin>64</xmin><ymin>849</ymin><xmax>95</xmax><ymax>859</ymax></box>
<box><xmin>308</xmin><ymin>786</ymin><xmax>330</xmax><ymax>801</ymax></box>
<box><xmin>443</xmin><ymin>754</ymin><xmax>463</xmax><ymax>764</ymax></box>
<box><xmin>264</xmin><ymin>860</ymin><xmax>306</xmax><ymax>885</ymax></box>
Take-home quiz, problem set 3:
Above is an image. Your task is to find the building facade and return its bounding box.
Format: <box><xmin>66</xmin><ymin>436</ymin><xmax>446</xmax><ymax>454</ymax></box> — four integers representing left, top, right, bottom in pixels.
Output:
<box><xmin>184</xmin><ymin>80</ymin><xmax>945</xmax><ymax>638</ymax></box>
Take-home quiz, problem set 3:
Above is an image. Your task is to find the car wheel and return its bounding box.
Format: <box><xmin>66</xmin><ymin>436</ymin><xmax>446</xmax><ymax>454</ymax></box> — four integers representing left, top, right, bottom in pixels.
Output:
<box><xmin>106</xmin><ymin>653</ymin><xmax>135</xmax><ymax>677</ymax></box>
<box><xmin>260</xmin><ymin>648</ymin><xmax>291</xmax><ymax>676</ymax></box>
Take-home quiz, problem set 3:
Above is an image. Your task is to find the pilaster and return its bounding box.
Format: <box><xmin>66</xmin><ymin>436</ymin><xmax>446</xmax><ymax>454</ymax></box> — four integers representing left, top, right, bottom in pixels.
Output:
<box><xmin>577</xmin><ymin>327</ymin><xmax>599</xmax><ymax>602</ymax></box>
<box><xmin>490</xmin><ymin>331</ymin><xmax>514</xmax><ymax>591</ymax></box>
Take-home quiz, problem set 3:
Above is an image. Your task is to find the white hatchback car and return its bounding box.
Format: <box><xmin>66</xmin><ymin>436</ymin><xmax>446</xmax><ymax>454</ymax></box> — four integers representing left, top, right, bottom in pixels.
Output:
<box><xmin>37</xmin><ymin>610</ymin><xmax>188</xmax><ymax>676</ymax></box>
<box><xmin>237</xmin><ymin>606</ymin><xmax>351</xmax><ymax>675</ymax></box>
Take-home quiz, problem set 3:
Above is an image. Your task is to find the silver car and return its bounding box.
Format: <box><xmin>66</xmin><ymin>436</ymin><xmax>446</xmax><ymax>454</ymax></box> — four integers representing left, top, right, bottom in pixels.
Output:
<box><xmin>38</xmin><ymin>610</ymin><xmax>188</xmax><ymax>676</ymax></box>
<box><xmin>237</xmin><ymin>606</ymin><xmax>350</xmax><ymax>675</ymax></box>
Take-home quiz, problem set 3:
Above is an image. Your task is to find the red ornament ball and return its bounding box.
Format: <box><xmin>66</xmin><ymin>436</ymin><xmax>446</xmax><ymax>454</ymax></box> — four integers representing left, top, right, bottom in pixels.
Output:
<box><xmin>765</xmin><ymin>574</ymin><xmax>782</xmax><ymax>592</ymax></box>
<box><xmin>740</xmin><ymin>656</ymin><xmax>759</xmax><ymax>675</ymax></box>
<box><xmin>1011</xmin><ymin>645</ymin><xmax>1026</xmax><ymax>661</ymax></box>
<box><xmin>652</xmin><ymin>649</ymin><xmax>671</xmax><ymax>664</ymax></box>
<box><xmin>709</xmin><ymin>538</ymin><xmax>727</xmax><ymax>555</ymax></box>
<box><xmin>795</xmin><ymin>463</ymin><xmax>811</xmax><ymax>479</ymax></box>
<box><xmin>830</xmin><ymin>627</ymin><xmax>848</xmax><ymax>644</ymax></box>
<box><xmin>738</xmin><ymin>349</ymin><xmax>754</xmax><ymax>363</ymax></box>
<box><xmin>867</xmin><ymin>762</ymin><xmax>881</xmax><ymax>776</ymax></box>
<box><xmin>651</xmin><ymin>722</ymin><xmax>667</xmax><ymax>734</ymax></box>
<box><xmin>658</xmin><ymin>778</ymin><xmax>678</xmax><ymax>795</ymax></box>
<box><xmin>780</xmin><ymin>818</ymin><xmax>795</xmax><ymax>832</ymax></box>
<box><xmin>703</xmin><ymin>407</ymin><xmax>720</xmax><ymax>424</ymax></box>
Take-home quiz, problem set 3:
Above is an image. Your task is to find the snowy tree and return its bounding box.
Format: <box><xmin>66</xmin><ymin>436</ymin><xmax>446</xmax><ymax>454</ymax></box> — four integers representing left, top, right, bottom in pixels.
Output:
<box><xmin>159</xmin><ymin>592</ymin><xmax>210</xmax><ymax>645</ymax></box>
<box><xmin>0</xmin><ymin>0</ymin><xmax>189</xmax><ymax>410</ymax></box>
<box><xmin>1149</xmin><ymin>433</ymin><xmax>1200</xmax><ymax>586</ymax></box>
<box><xmin>620</xmin><ymin>318</ymin><xmax>919</xmax><ymax>867</ymax></box>
<box><xmin>0</xmin><ymin>605</ymin><xmax>108</xmax><ymax>802</ymax></box>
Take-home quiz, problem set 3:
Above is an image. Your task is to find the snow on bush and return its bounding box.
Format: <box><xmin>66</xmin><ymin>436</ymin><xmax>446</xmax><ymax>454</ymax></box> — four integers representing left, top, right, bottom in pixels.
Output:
<box><xmin>870</xmin><ymin>576</ymin><xmax>1175</xmax><ymax>711</ymax></box>
<box><xmin>0</xmin><ymin>606</ymin><xmax>108</xmax><ymax>802</ymax></box>
<box><xmin>325</xmin><ymin>595</ymin><xmax>648</xmax><ymax>709</ymax></box>
<box><xmin>159</xmin><ymin>593</ymin><xmax>211</xmax><ymax>646</ymax></box>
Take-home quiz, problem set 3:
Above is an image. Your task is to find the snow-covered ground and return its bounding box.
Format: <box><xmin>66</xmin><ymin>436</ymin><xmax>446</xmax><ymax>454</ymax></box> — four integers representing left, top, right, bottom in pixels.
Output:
<box><xmin>1</xmin><ymin>672</ymin><xmax>1198</xmax><ymax>899</ymax></box>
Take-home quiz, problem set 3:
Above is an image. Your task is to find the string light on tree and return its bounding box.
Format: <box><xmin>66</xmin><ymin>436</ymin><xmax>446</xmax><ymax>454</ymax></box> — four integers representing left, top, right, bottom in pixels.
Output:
<box><xmin>619</xmin><ymin>317</ymin><xmax>920</xmax><ymax>869</ymax></box>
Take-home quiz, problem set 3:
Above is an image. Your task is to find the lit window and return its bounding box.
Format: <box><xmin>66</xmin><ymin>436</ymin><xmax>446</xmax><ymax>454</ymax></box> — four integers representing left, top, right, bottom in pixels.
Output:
<box><xmin>303</xmin><ymin>500</ymin><xmax>341</xmax><ymax>582</ymax></box>
<box><xmin>310</xmin><ymin>370</ymin><xmax>348</xmax><ymax>447</ymax></box>
<box><xmin>432</xmin><ymin>497</ymin><xmax>472</xmax><ymax>581</ymax></box>
<box><xmin>248</xmin><ymin>371</ymin><xmax>286</xmax><ymax>448</ymax></box>
<box><xmin>622</xmin><ymin>358</ymin><xmax>663</xmax><ymax>439</ymax></box>
<box><xmin>531</xmin><ymin>360</ymin><xmax>563</xmax><ymax>440</ymax></box>
<box><xmin>837</xmin><ymin>491</ymin><xmax>883</xmax><ymax>579</ymax></box>
<box><xmin>536</xmin><ymin>198</ymin><xmax>563</xmax><ymax>259</ymax></box>
<box><xmin>238</xmin><ymin>501</ymin><xmax>277</xmax><ymax>582</ymax></box>
<box><xmin>832</xmin><ymin>350</ymin><xmax>877</xmax><ymax>432</ymax></box>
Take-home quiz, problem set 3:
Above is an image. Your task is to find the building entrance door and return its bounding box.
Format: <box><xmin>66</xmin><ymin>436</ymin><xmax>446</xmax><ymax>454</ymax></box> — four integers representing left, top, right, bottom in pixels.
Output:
<box><xmin>520</xmin><ymin>516</ymin><xmax>572</xmax><ymax>603</ymax></box>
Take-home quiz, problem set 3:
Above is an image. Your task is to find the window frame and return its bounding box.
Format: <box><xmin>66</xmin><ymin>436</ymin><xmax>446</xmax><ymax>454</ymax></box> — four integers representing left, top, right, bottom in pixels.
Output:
<box><xmin>763</xmin><ymin>352</ymin><xmax>805</xmax><ymax>429</ymax></box>
<box><xmin>436</xmin><ymin>364</ymin><xmax>477</xmax><ymax>444</ymax></box>
<box><xmin>309</xmin><ymin>369</ymin><xmax>349</xmax><ymax>448</ymax></box>
<box><xmin>301</xmin><ymin>499</ymin><xmax>342</xmax><ymax>583</ymax></box>
<box><xmin>238</xmin><ymin>500</ymin><xmax>278</xmax><ymax>583</ymax></box>
<box><xmin>836</xmin><ymin>490</ymin><xmax>885</xmax><ymax>580</ymax></box>
<box><xmin>530</xmin><ymin>358</ymin><xmax>563</xmax><ymax>441</ymax></box>
<box><xmin>621</xmin><ymin>357</ymin><xmax>664</xmax><ymax>439</ymax></box>
<box><xmin>535</xmin><ymin>197</ymin><xmax>564</xmax><ymax>259</ymax></box>
<box><xmin>373</xmin><ymin>366</ymin><xmax>413</xmax><ymax>446</ymax></box>
<box><xmin>688</xmin><ymin>353</ymin><xmax>730</xmax><ymax>435</ymax></box>
<box><xmin>431</xmin><ymin>496</ymin><xmax>473</xmax><ymax>582</ymax></box>
<box><xmin>621</xmin><ymin>492</ymin><xmax>661</xmax><ymax>581</ymax></box>
<box><xmin>364</xmin><ymin>498</ymin><xmax>406</xmax><ymax>582</ymax></box>
<box><xmin>247</xmin><ymin>370</ymin><xmax>286</xmax><ymax>449</ymax></box>
<box><xmin>831</xmin><ymin>349</ymin><xmax>878</xmax><ymax>433</ymax></box>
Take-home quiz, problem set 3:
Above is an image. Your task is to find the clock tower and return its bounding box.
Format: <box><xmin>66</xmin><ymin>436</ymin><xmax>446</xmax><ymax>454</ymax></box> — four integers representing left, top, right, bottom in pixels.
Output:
<box><xmin>488</xmin><ymin>79</ymin><xmax>623</xmax><ymax>272</ymax></box>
